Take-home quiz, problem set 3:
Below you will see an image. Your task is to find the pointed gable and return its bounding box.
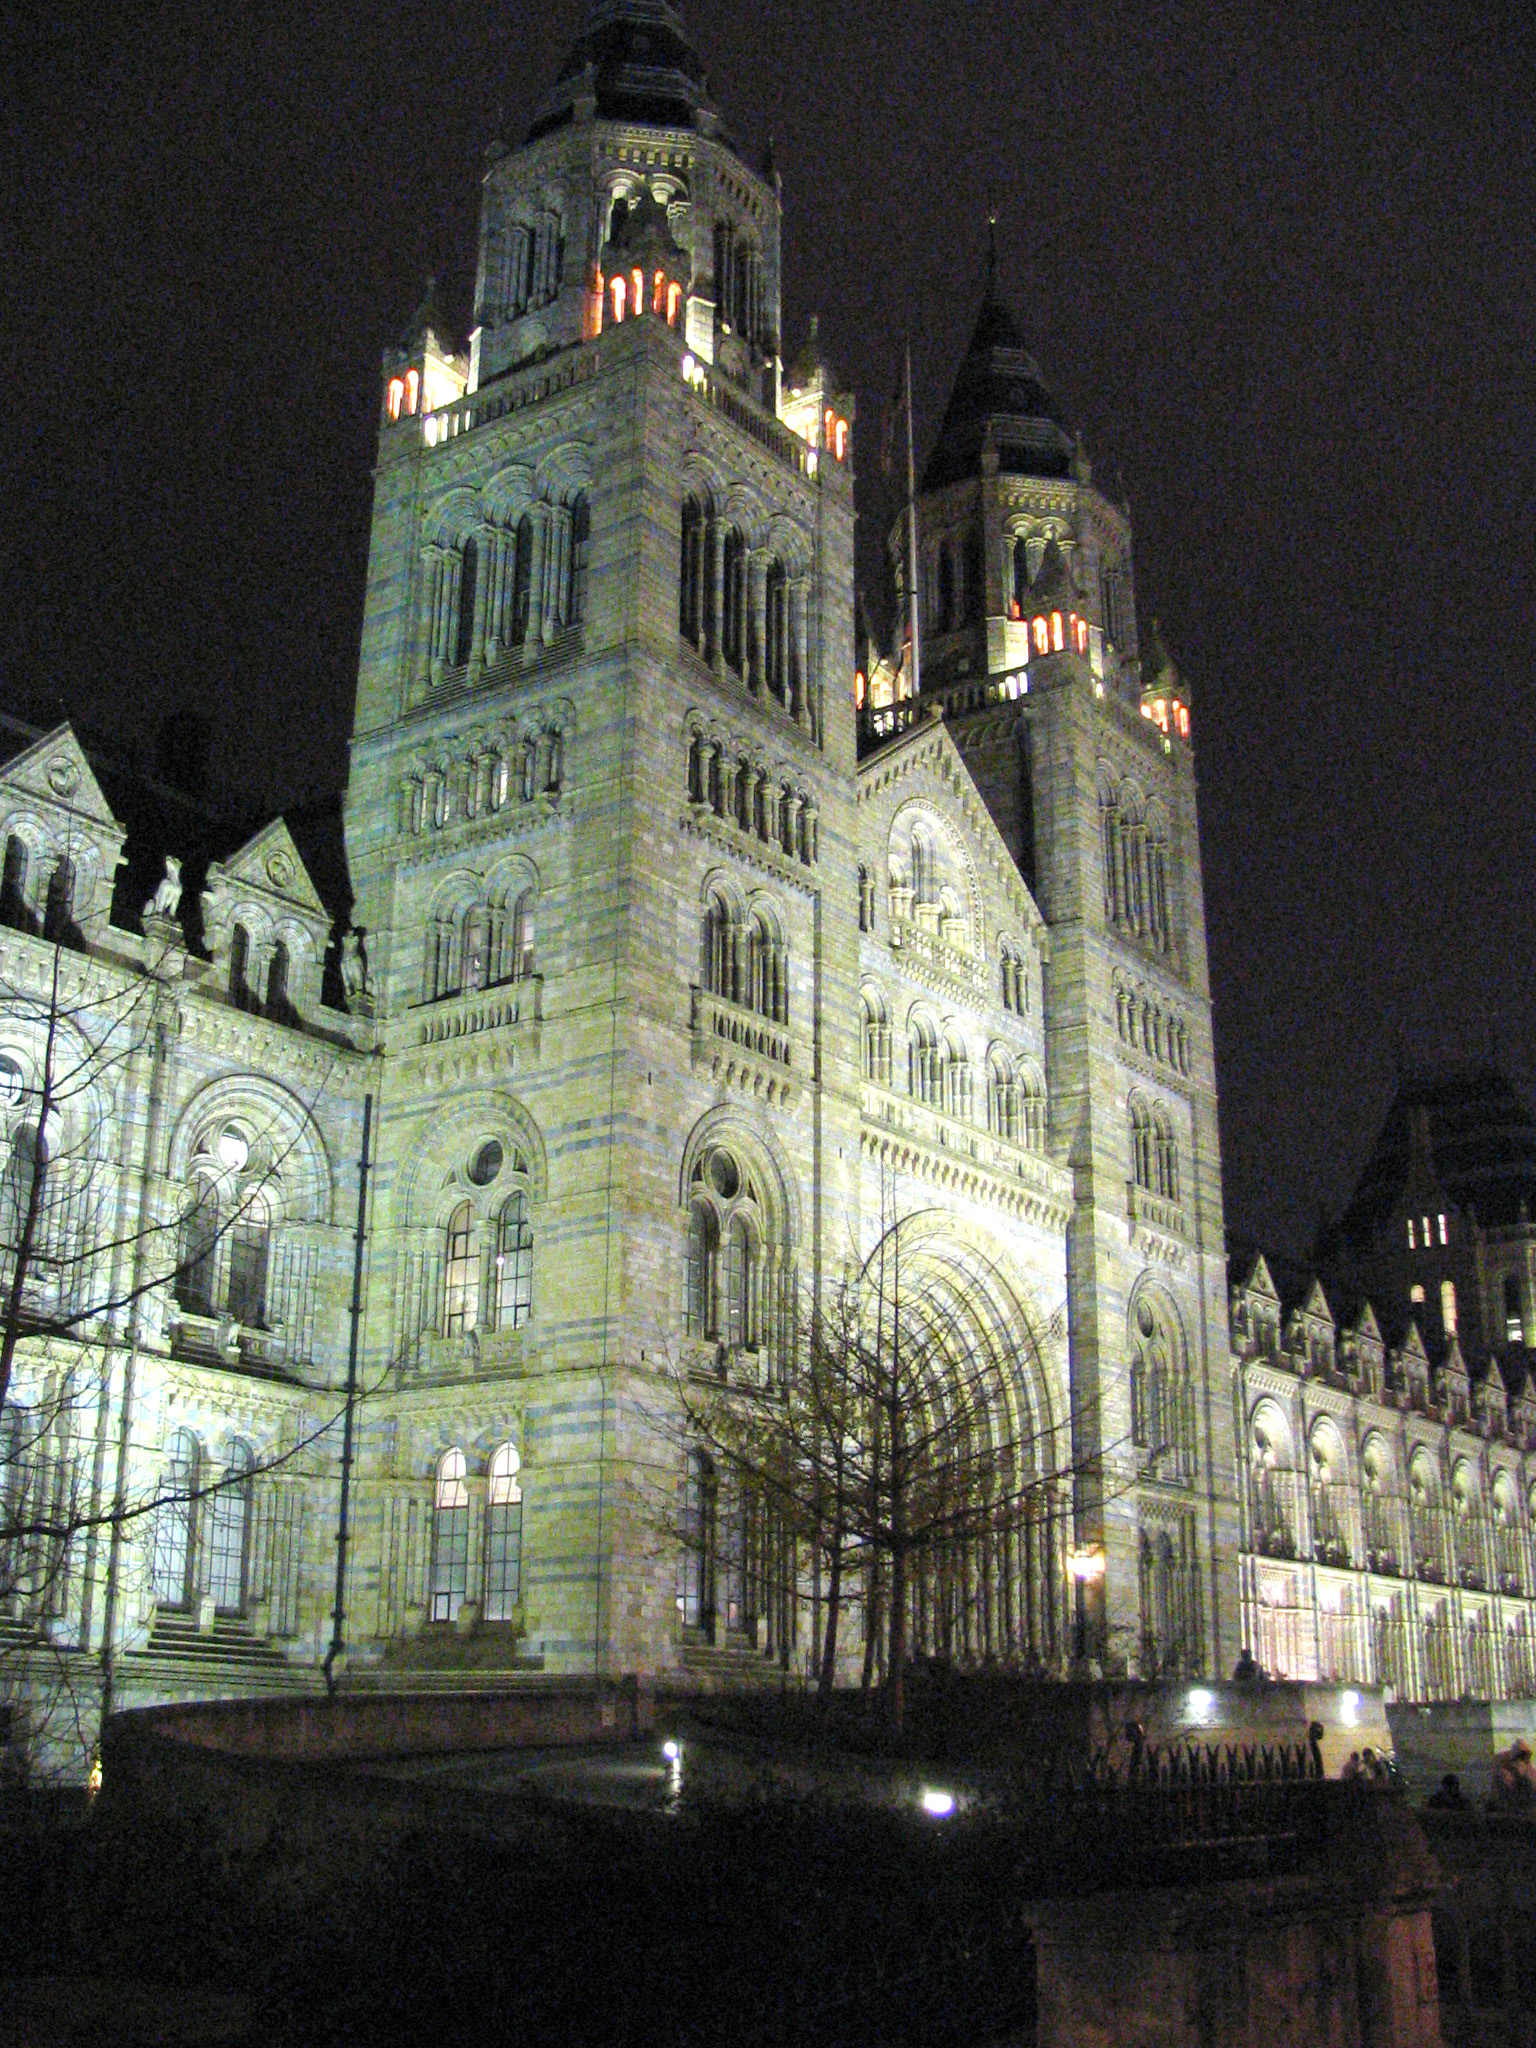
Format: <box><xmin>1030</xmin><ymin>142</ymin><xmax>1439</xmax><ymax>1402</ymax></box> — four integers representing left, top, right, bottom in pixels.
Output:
<box><xmin>0</xmin><ymin>721</ymin><xmax>126</xmax><ymax>942</ymax></box>
<box><xmin>201</xmin><ymin>818</ymin><xmax>331</xmax><ymax>1021</ymax></box>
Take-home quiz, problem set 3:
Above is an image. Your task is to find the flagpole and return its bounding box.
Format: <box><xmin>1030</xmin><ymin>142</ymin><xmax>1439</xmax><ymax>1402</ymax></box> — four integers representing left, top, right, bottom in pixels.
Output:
<box><xmin>904</xmin><ymin>341</ymin><xmax>921</xmax><ymax>700</ymax></box>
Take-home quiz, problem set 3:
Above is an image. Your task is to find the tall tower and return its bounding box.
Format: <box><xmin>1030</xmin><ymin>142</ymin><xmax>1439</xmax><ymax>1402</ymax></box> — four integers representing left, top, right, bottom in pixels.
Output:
<box><xmin>890</xmin><ymin>262</ymin><xmax>1238</xmax><ymax>1675</ymax></box>
<box><xmin>344</xmin><ymin>1</ymin><xmax>858</xmax><ymax>1673</ymax></box>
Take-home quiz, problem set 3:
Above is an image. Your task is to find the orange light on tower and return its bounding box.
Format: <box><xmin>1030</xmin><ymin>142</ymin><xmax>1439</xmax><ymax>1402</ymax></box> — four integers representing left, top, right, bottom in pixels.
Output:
<box><xmin>667</xmin><ymin>280</ymin><xmax>682</xmax><ymax>326</ymax></box>
<box><xmin>612</xmin><ymin>275</ymin><xmax>627</xmax><ymax>323</ymax></box>
<box><xmin>632</xmin><ymin>268</ymin><xmax>644</xmax><ymax>318</ymax></box>
<box><xmin>405</xmin><ymin>367</ymin><xmax>419</xmax><ymax>415</ymax></box>
<box><xmin>653</xmin><ymin>269</ymin><xmax>664</xmax><ymax>314</ymax></box>
<box><xmin>1032</xmin><ymin>616</ymin><xmax>1049</xmax><ymax>655</ymax></box>
<box><xmin>1050</xmin><ymin>612</ymin><xmax>1064</xmax><ymax>651</ymax></box>
<box><xmin>854</xmin><ymin>669</ymin><xmax>866</xmax><ymax>709</ymax></box>
<box><xmin>591</xmin><ymin>269</ymin><xmax>605</xmax><ymax>336</ymax></box>
<box><xmin>387</xmin><ymin>377</ymin><xmax>405</xmax><ymax>422</ymax></box>
<box><xmin>1074</xmin><ymin>616</ymin><xmax>1089</xmax><ymax>653</ymax></box>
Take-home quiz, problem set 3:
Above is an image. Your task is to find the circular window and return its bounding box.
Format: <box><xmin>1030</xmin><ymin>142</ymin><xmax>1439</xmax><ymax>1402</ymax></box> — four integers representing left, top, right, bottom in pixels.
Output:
<box><xmin>0</xmin><ymin>1056</ymin><xmax>24</xmax><ymax>1108</ymax></box>
<box><xmin>469</xmin><ymin>1140</ymin><xmax>504</xmax><ymax>1187</ymax></box>
<box><xmin>706</xmin><ymin>1150</ymin><xmax>739</xmax><ymax>1200</ymax></box>
<box><xmin>218</xmin><ymin>1127</ymin><xmax>250</xmax><ymax>1173</ymax></box>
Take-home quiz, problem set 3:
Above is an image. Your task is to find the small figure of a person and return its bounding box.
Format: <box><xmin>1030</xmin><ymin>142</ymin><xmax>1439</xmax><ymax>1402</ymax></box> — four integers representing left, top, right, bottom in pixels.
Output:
<box><xmin>1492</xmin><ymin>1739</ymin><xmax>1536</xmax><ymax>1813</ymax></box>
<box><xmin>1341</xmin><ymin>1750</ymin><xmax>1364</xmax><ymax>1781</ymax></box>
<box><xmin>1427</xmin><ymin>1772</ymin><xmax>1468</xmax><ymax>1811</ymax></box>
<box><xmin>1232</xmin><ymin>1647</ymin><xmax>1261</xmax><ymax>1682</ymax></box>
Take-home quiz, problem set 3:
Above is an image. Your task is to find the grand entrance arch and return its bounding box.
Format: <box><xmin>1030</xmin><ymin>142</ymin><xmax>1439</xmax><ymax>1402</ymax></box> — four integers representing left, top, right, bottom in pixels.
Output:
<box><xmin>856</xmin><ymin>1209</ymin><xmax>1069</xmax><ymax>1674</ymax></box>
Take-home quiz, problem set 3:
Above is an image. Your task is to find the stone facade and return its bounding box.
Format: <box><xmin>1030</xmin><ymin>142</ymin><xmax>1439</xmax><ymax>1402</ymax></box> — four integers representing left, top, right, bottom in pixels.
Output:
<box><xmin>0</xmin><ymin>0</ymin><xmax>1245</xmax><ymax>1776</ymax></box>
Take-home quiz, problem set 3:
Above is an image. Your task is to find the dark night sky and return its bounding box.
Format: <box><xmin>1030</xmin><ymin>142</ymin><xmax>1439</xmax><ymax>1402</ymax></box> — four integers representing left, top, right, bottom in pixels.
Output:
<box><xmin>5</xmin><ymin>2</ymin><xmax>1535</xmax><ymax>1258</ymax></box>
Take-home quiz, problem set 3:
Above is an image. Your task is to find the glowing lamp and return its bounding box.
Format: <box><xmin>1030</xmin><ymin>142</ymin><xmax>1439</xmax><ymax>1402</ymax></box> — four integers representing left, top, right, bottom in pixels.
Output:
<box><xmin>1065</xmin><ymin>1548</ymin><xmax>1105</xmax><ymax>1584</ymax></box>
<box><xmin>662</xmin><ymin>1739</ymin><xmax>682</xmax><ymax>1762</ymax></box>
<box><xmin>920</xmin><ymin>1788</ymin><xmax>955</xmax><ymax>1818</ymax></box>
<box><xmin>1188</xmin><ymin>1688</ymin><xmax>1216</xmax><ymax>1722</ymax></box>
<box><xmin>1341</xmin><ymin>1689</ymin><xmax>1361</xmax><ymax>1728</ymax></box>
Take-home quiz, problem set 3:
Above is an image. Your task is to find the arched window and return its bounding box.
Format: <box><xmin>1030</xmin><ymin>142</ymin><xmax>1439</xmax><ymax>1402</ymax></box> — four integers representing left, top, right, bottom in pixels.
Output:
<box><xmin>910</xmin><ymin>828</ymin><xmax>935</xmax><ymax>906</ymax></box>
<box><xmin>494</xmin><ymin>1192</ymin><xmax>533</xmax><ymax>1330</ymax></box>
<box><xmin>745</xmin><ymin>913</ymin><xmax>785</xmax><ymax>1024</ymax></box>
<box><xmin>463</xmin><ymin>909</ymin><xmax>492</xmax><ymax>992</ymax></box>
<box><xmin>1020</xmin><ymin>1066</ymin><xmax>1046</xmax><ymax>1152</ymax></box>
<box><xmin>208</xmin><ymin>1440</ymin><xmax>254</xmax><ymax>1614</ymax></box>
<box><xmin>454</xmin><ymin>538</ymin><xmax>479</xmax><ymax>668</ymax></box>
<box><xmin>909</xmin><ymin>1016</ymin><xmax>941</xmax><ymax>1106</ymax></box>
<box><xmin>151</xmin><ymin>1429</ymin><xmax>198</xmax><ymax>1611</ymax></box>
<box><xmin>935</xmin><ymin>545</ymin><xmax>955</xmax><ymax>635</ymax></box>
<box><xmin>987</xmin><ymin>1051</ymin><xmax>1017</xmax><ymax>1141</ymax></box>
<box><xmin>1507</xmin><ymin>1276</ymin><xmax>1525</xmax><ymax>1345</ymax></box>
<box><xmin>963</xmin><ymin>527</ymin><xmax>983</xmax><ymax>623</ymax></box>
<box><xmin>512</xmin><ymin>515</ymin><xmax>534</xmax><ymax>645</ymax></box>
<box><xmin>444</xmin><ymin>1200</ymin><xmax>478</xmax><ymax>1336</ymax></box>
<box><xmin>176</xmin><ymin>1178</ymin><xmax>219</xmax><ymax>1317</ymax></box>
<box><xmin>229</xmin><ymin>923</ymin><xmax>252</xmax><ymax>1008</ymax></box>
<box><xmin>1129</xmin><ymin>1099</ymin><xmax>1154</xmax><ymax>1192</ymax></box>
<box><xmin>484</xmin><ymin>1443</ymin><xmax>523</xmax><ymax>1620</ymax></box>
<box><xmin>861</xmin><ymin>990</ymin><xmax>890</xmax><ymax>1086</ymax></box>
<box><xmin>725</xmin><ymin>1214</ymin><xmax>755</xmax><ymax>1349</ymax></box>
<box><xmin>722</xmin><ymin>528</ymin><xmax>746</xmax><ymax>674</ymax></box>
<box><xmin>685</xmin><ymin>1200</ymin><xmax>717</xmax><ymax>1338</ymax></box>
<box><xmin>1154</xmin><ymin>1114</ymin><xmax>1179</xmax><ymax>1201</ymax></box>
<box><xmin>943</xmin><ymin>1034</ymin><xmax>972</xmax><ymax>1123</ymax></box>
<box><xmin>1012</xmin><ymin>537</ymin><xmax>1030</xmax><ymax>612</ymax></box>
<box><xmin>568</xmin><ymin>494</ymin><xmax>591</xmax><ymax>623</ymax></box>
<box><xmin>510</xmin><ymin>893</ymin><xmax>535</xmax><ymax>981</ymax></box>
<box><xmin>265</xmin><ymin>940</ymin><xmax>290</xmax><ymax>1019</ymax></box>
<box><xmin>765</xmin><ymin>558</ymin><xmax>788</xmax><ymax>702</ymax></box>
<box><xmin>679</xmin><ymin>496</ymin><xmax>703</xmax><ymax>645</ymax></box>
<box><xmin>43</xmin><ymin>858</ymin><xmax>75</xmax><ymax>944</ymax></box>
<box><xmin>430</xmin><ymin>1448</ymin><xmax>470</xmax><ymax>1622</ymax></box>
<box><xmin>703</xmin><ymin>892</ymin><xmax>735</xmax><ymax>1002</ymax></box>
<box><xmin>1</xmin><ymin>836</ymin><xmax>29</xmax><ymax>929</ymax></box>
<box><xmin>226</xmin><ymin>1191</ymin><xmax>270</xmax><ymax>1327</ymax></box>
<box><xmin>679</xmin><ymin>1447</ymin><xmax>717</xmax><ymax>1631</ymax></box>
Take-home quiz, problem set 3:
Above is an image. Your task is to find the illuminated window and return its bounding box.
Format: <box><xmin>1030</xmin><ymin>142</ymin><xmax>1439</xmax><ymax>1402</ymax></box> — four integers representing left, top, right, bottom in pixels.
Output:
<box><xmin>632</xmin><ymin>267</ymin><xmax>644</xmax><ymax>318</ymax></box>
<box><xmin>1032</xmin><ymin>616</ymin><xmax>1049</xmax><ymax>655</ymax></box>
<box><xmin>387</xmin><ymin>378</ymin><xmax>405</xmax><ymax>422</ymax></box>
<box><xmin>405</xmin><ymin>367</ymin><xmax>419</xmax><ymax>414</ymax></box>
<box><xmin>653</xmin><ymin>268</ymin><xmax>665</xmax><ymax>315</ymax></box>
<box><xmin>494</xmin><ymin>1192</ymin><xmax>533</xmax><ymax>1330</ymax></box>
<box><xmin>1051</xmin><ymin>611</ymin><xmax>1064</xmax><ymax>652</ymax></box>
<box><xmin>611</xmin><ymin>275</ymin><xmax>627</xmax><ymax>322</ymax></box>
<box><xmin>1507</xmin><ymin>1276</ymin><xmax>1524</xmax><ymax>1345</ymax></box>
<box><xmin>1438</xmin><ymin>1213</ymin><xmax>1448</xmax><ymax>1246</ymax></box>
<box><xmin>1410</xmin><ymin>1283</ymin><xmax>1425</xmax><ymax>1305</ymax></box>
<box><xmin>1407</xmin><ymin>1218</ymin><xmax>1416</xmax><ymax>1251</ymax></box>
<box><xmin>484</xmin><ymin>1443</ymin><xmax>523</xmax><ymax>1619</ymax></box>
<box><xmin>667</xmin><ymin>280</ymin><xmax>682</xmax><ymax>325</ymax></box>
<box><xmin>1423</xmin><ymin>1216</ymin><xmax>1432</xmax><ymax>1249</ymax></box>
<box><xmin>430</xmin><ymin>1449</ymin><xmax>470</xmax><ymax>1622</ymax></box>
<box><xmin>1441</xmin><ymin>1280</ymin><xmax>1457</xmax><ymax>1336</ymax></box>
<box><xmin>444</xmin><ymin>1201</ymin><xmax>477</xmax><ymax>1335</ymax></box>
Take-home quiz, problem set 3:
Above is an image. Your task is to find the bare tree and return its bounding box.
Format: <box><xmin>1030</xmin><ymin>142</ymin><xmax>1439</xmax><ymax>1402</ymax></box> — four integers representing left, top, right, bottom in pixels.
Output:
<box><xmin>659</xmin><ymin>1178</ymin><xmax>1130</xmax><ymax>1732</ymax></box>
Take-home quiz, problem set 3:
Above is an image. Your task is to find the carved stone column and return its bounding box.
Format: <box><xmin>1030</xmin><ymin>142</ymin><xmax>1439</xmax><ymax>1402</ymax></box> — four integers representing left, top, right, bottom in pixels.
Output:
<box><xmin>789</xmin><ymin>577</ymin><xmax>808</xmax><ymax>722</ymax></box>
<box><xmin>549</xmin><ymin>504</ymin><xmax>572</xmax><ymax>636</ymax></box>
<box><xmin>527</xmin><ymin>509</ymin><xmax>547</xmax><ymax>645</ymax></box>
<box><xmin>419</xmin><ymin>547</ymin><xmax>442</xmax><ymax>686</ymax></box>
<box><xmin>747</xmin><ymin>549</ymin><xmax>767</xmax><ymax>693</ymax></box>
<box><xmin>709</xmin><ymin>516</ymin><xmax>725</xmax><ymax>671</ymax></box>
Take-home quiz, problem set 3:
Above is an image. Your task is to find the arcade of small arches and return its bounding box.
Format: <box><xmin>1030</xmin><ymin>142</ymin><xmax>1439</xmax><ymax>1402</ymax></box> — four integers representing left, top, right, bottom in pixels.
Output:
<box><xmin>1099</xmin><ymin>770</ymin><xmax>1173</xmax><ymax>955</ymax></box>
<box><xmin>700</xmin><ymin>886</ymin><xmax>790</xmax><ymax>1030</ymax></box>
<box><xmin>148</xmin><ymin>1427</ymin><xmax>264</xmax><ymax>1621</ymax></box>
<box><xmin>481</xmin><ymin>204</ymin><xmax>566</xmax><ymax>326</ymax></box>
<box><xmin>1114</xmin><ymin>972</ymin><xmax>1190</xmax><ymax>1078</ymax></box>
<box><xmin>1129</xmin><ymin>1290</ymin><xmax>1198</xmax><ymax>1485</ymax></box>
<box><xmin>421</xmin><ymin>879</ymin><xmax>539</xmax><ymax>1005</ymax></box>
<box><xmin>684</xmin><ymin>727</ymin><xmax>820</xmax><ymax>867</ymax></box>
<box><xmin>420</xmin><ymin>493</ymin><xmax>590</xmax><ymax>682</ymax></box>
<box><xmin>225</xmin><ymin>916</ymin><xmax>308</xmax><ymax>1023</ymax></box>
<box><xmin>678</xmin><ymin>498</ymin><xmax>814</xmax><ymax>728</ymax></box>
<box><xmin>1128</xmin><ymin>1093</ymin><xmax>1180</xmax><ymax>1205</ymax></box>
<box><xmin>403</xmin><ymin>722</ymin><xmax>566</xmax><ymax>838</ymax></box>
<box><xmin>858</xmin><ymin>989</ymin><xmax>1046</xmax><ymax>1152</ymax></box>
